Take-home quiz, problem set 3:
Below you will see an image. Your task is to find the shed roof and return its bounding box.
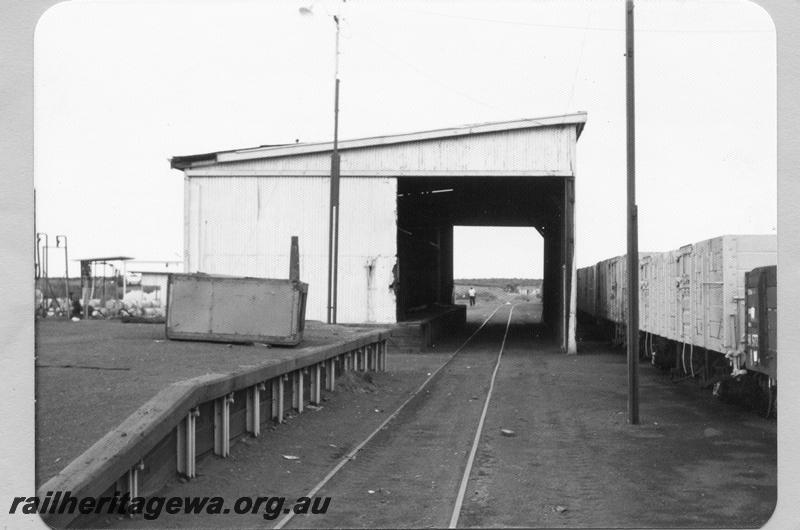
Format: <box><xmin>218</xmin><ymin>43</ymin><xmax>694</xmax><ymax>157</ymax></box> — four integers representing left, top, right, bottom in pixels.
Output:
<box><xmin>171</xmin><ymin>112</ymin><xmax>586</xmax><ymax>170</ymax></box>
<box><xmin>74</xmin><ymin>256</ymin><xmax>134</xmax><ymax>263</ymax></box>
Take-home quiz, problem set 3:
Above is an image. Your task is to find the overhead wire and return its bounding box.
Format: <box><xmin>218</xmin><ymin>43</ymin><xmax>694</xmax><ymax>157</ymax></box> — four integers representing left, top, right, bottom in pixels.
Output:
<box><xmin>389</xmin><ymin>5</ymin><xmax>772</xmax><ymax>34</ymax></box>
<box><xmin>561</xmin><ymin>3</ymin><xmax>593</xmax><ymax>120</ymax></box>
<box><xmin>344</xmin><ymin>23</ymin><xmax>501</xmax><ymax>111</ymax></box>
<box><xmin>336</xmin><ymin>2</ymin><xmax>768</xmax><ymax>122</ymax></box>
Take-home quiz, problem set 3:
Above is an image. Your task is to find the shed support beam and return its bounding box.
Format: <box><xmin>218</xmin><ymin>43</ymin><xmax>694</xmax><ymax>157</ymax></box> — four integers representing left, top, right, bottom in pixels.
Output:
<box><xmin>565</xmin><ymin>177</ymin><xmax>577</xmax><ymax>354</ymax></box>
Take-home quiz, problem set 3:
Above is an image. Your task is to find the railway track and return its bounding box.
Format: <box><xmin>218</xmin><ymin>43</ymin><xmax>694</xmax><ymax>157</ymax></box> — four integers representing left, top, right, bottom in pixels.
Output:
<box><xmin>103</xmin><ymin>299</ymin><xmax>776</xmax><ymax>528</ymax></box>
<box><xmin>275</xmin><ymin>303</ymin><xmax>526</xmax><ymax>529</ymax></box>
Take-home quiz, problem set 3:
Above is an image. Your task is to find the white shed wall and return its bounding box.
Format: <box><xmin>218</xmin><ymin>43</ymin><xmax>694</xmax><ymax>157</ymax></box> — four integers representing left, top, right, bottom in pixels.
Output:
<box><xmin>184</xmin><ymin>176</ymin><xmax>397</xmax><ymax>324</ymax></box>
<box><xmin>140</xmin><ymin>273</ymin><xmax>168</xmax><ymax>301</ymax></box>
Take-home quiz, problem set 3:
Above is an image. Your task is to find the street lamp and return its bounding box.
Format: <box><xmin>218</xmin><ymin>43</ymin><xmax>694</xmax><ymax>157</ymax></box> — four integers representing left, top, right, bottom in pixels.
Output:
<box><xmin>300</xmin><ymin>4</ymin><xmax>342</xmax><ymax>324</ymax></box>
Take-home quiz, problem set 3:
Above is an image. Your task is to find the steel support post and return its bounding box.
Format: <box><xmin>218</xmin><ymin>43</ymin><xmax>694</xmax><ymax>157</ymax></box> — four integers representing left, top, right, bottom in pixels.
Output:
<box><xmin>177</xmin><ymin>408</ymin><xmax>199</xmax><ymax>478</ymax></box>
<box><xmin>127</xmin><ymin>459</ymin><xmax>144</xmax><ymax>500</ymax></box>
<box><xmin>310</xmin><ymin>363</ymin><xmax>321</xmax><ymax>405</ymax></box>
<box><xmin>246</xmin><ymin>383</ymin><xmax>265</xmax><ymax>437</ymax></box>
<box><xmin>272</xmin><ymin>376</ymin><xmax>286</xmax><ymax>423</ymax></box>
<box><xmin>213</xmin><ymin>393</ymin><xmax>234</xmax><ymax>457</ymax></box>
<box><xmin>292</xmin><ymin>370</ymin><xmax>304</xmax><ymax>413</ymax></box>
<box><xmin>326</xmin><ymin>358</ymin><xmax>336</xmax><ymax>391</ymax></box>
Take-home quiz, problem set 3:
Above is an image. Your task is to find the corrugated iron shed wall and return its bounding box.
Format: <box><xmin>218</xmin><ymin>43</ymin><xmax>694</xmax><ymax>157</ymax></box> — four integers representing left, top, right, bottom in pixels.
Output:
<box><xmin>184</xmin><ymin>176</ymin><xmax>397</xmax><ymax>323</ymax></box>
<box><xmin>180</xmin><ymin>119</ymin><xmax>582</xmax><ymax>331</ymax></box>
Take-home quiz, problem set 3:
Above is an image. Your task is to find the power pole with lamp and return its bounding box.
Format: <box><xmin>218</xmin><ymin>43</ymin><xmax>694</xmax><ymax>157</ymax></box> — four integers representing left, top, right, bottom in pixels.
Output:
<box><xmin>625</xmin><ymin>0</ymin><xmax>640</xmax><ymax>425</ymax></box>
<box><xmin>300</xmin><ymin>4</ymin><xmax>342</xmax><ymax>324</ymax></box>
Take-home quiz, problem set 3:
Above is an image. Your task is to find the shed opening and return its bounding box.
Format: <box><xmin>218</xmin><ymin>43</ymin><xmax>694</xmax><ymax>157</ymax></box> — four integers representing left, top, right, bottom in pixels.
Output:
<box><xmin>452</xmin><ymin>225</ymin><xmax>543</xmax><ymax>319</ymax></box>
<box><xmin>395</xmin><ymin>176</ymin><xmax>570</xmax><ymax>345</ymax></box>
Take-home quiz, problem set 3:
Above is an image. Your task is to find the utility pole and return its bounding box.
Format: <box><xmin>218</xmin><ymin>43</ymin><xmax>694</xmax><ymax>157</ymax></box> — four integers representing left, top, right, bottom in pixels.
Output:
<box><xmin>37</xmin><ymin>233</ymin><xmax>49</xmax><ymax>316</ymax></box>
<box><xmin>625</xmin><ymin>0</ymin><xmax>640</xmax><ymax>424</ymax></box>
<box><xmin>327</xmin><ymin>14</ymin><xmax>341</xmax><ymax>324</ymax></box>
<box><xmin>299</xmin><ymin>4</ymin><xmax>343</xmax><ymax>325</ymax></box>
<box><xmin>57</xmin><ymin>235</ymin><xmax>69</xmax><ymax>317</ymax></box>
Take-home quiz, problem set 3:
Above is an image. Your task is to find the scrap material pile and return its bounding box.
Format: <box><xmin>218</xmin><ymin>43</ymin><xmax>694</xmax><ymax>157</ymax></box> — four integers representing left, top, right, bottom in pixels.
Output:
<box><xmin>119</xmin><ymin>290</ymin><xmax>166</xmax><ymax>320</ymax></box>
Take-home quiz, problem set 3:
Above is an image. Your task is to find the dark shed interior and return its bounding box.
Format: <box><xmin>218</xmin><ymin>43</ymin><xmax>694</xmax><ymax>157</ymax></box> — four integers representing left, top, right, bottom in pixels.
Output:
<box><xmin>395</xmin><ymin>176</ymin><xmax>575</xmax><ymax>341</ymax></box>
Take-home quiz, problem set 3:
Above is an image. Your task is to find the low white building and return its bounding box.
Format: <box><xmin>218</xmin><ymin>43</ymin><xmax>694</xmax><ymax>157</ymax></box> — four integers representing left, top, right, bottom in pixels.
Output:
<box><xmin>125</xmin><ymin>260</ymin><xmax>183</xmax><ymax>302</ymax></box>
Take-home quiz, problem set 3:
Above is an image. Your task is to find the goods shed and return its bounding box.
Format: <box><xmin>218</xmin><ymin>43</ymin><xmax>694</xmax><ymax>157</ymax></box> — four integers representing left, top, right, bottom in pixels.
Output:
<box><xmin>171</xmin><ymin>112</ymin><xmax>586</xmax><ymax>353</ymax></box>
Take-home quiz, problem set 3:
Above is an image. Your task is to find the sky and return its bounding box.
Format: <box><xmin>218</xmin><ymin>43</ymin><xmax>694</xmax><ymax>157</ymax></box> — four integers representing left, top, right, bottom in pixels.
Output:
<box><xmin>454</xmin><ymin>226</ymin><xmax>543</xmax><ymax>278</ymax></box>
<box><xmin>33</xmin><ymin>0</ymin><xmax>776</xmax><ymax>279</ymax></box>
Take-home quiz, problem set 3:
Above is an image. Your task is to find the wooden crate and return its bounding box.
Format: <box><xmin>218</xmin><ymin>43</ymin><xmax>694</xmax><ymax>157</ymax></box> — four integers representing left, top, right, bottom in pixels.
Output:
<box><xmin>166</xmin><ymin>273</ymin><xmax>308</xmax><ymax>345</ymax></box>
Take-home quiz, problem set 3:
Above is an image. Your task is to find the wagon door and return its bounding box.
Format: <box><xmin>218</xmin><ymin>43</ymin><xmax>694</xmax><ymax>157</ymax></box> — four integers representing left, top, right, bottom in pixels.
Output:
<box><xmin>745</xmin><ymin>266</ymin><xmax>777</xmax><ymax>379</ymax></box>
<box><xmin>640</xmin><ymin>257</ymin><xmax>651</xmax><ymax>333</ymax></box>
<box><xmin>705</xmin><ymin>238</ymin><xmax>725</xmax><ymax>352</ymax></box>
<box><xmin>676</xmin><ymin>245</ymin><xmax>693</xmax><ymax>346</ymax></box>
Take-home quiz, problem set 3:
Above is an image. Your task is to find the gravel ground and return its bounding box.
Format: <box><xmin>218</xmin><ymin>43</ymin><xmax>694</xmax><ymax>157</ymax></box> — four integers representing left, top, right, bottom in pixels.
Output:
<box><xmin>39</xmin><ymin>301</ymin><xmax>777</xmax><ymax>528</ymax></box>
<box><xmin>459</xmin><ymin>308</ymin><xmax>776</xmax><ymax>528</ymax></box>
<box><xmin>105</xmin><ymin>348</ymin><xmax>452</xmax><ymax>529</ymax></box>
<box><xmin>34</xmin><ymin>319</ymin><xmax>392</xmax><ymax>485</ymax></box>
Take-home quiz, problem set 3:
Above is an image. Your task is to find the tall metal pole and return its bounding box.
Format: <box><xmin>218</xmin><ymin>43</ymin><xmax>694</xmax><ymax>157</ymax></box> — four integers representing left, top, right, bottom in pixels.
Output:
<box><xmin>326</xmin><ymin>15</ymin><xmax>341</xmax><ymax>324</ymax></box>
<box><xmin>625</xmin><ymin>0</ymin><xmax>640</xmax><ymax>424</ymax></box>
<box><xmin>34</xmin><ymin>188</ymin><xmax>39</xmax><ymax>281</ymax></box>
<box><xmin>37</xmin><ymin>233</ymin><xmax>49</xmax><ymax>315</ymax></box>
<box><xmin>57</xmin><ymin>236</ymin><xmax>69</xmax><ymax>317</ymax></box>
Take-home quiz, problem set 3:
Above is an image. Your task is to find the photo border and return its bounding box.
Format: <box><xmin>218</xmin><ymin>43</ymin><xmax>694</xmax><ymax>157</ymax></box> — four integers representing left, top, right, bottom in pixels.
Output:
<box><xmin>1</xmin><ymin>1</ymin><xmax>796</xmax><ymax>527</ymax></box>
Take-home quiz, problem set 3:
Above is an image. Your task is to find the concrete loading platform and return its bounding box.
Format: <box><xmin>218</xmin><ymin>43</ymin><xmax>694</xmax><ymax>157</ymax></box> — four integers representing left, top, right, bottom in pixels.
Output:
<box><xmin>386</xmin><ymin>304</ymin><xmax>466</xmax><ymax>353</ymax></box>
<box><xmin>35</xmin><ymin>319</ymin><xmax>391</xmax><ymax>528</ymax></box>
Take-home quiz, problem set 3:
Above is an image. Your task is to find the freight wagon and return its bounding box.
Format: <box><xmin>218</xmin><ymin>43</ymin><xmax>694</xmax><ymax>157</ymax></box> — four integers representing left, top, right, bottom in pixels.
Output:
<box><xmin>577</xmin><ymin>235</ymin><xmax>777</xmax><ymax>414</ymax></box>
<box><xmin>576</xmin><ymin>252</ymin><xmax>654</xmax><ymax>345</ymax></box>
<box><xmin>744</xmin><ymin>265</ymin><xmax>777</xmax><ymax>415</ymax></box>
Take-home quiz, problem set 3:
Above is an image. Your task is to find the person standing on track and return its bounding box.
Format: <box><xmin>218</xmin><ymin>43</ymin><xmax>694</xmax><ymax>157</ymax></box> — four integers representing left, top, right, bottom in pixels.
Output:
<box><xmin>468</xmin><ymin>286</ymin><xmax>476</xmax><ymax>307</ymax></box>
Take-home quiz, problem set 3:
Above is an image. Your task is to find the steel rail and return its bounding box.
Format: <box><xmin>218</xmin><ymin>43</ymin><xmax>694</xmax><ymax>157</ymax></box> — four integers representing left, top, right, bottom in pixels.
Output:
<box><xmin>273</xmin><ymin>304</ymin><xmax>507</xmax><ymax>529</ymax></box>
<box><xmin>449</xmin><ymin>304</ymin><xmax>517</xmax><ymax>528</ymax></box>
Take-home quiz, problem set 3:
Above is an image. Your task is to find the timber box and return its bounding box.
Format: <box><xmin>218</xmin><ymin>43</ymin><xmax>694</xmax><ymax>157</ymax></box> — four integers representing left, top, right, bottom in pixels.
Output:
<box><xmin>166</xmin><ymin>273</ymin><xmax>308</xmax><ymax>345</ymax></box>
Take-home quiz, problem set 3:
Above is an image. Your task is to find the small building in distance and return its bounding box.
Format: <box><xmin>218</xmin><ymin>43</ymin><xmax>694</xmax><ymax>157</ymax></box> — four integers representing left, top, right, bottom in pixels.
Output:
<box><xmin>125</xmin><ymin>260</ymin><xmax>183</xmax><ymax>303</ymax></box>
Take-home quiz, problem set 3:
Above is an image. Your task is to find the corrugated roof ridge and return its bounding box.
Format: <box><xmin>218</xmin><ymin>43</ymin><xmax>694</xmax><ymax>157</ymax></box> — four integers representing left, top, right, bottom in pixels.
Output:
<box><xmin>234</xmin><ymin>112</ymin><xmax>587</xmax><ymax>154</ymax></box>
<box><xmin>172</xmin><ymin>112</ymin><xmax>587</xmax><ymax>169</ymax></box>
